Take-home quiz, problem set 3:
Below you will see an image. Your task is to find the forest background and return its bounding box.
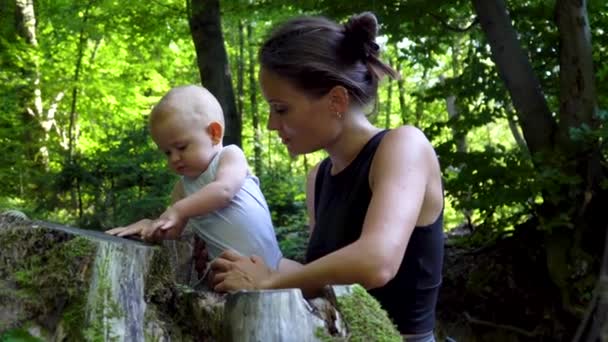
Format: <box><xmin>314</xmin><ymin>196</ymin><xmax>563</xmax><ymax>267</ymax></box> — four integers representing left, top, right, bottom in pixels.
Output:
<box><xmin>1</xmin><ymin>0</ymin><xmax>606</xmax><ymax>340</ymax></box>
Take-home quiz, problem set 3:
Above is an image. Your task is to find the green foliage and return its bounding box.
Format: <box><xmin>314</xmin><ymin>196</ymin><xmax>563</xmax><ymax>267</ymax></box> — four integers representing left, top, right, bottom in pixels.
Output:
<box><xmin>1</xmin><ymin>1</ymin><xmax>607</xmax><ymax>305</ymax></box>
<box><xmin>258</xmin><ymin>164</ymin><xmax>310</xmax><ymax>261</ymax></box>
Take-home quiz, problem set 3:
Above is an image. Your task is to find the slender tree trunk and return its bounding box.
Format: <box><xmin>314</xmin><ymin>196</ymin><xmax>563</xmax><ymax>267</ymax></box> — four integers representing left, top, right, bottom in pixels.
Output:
<box><xmin>384</xmin><ymin>67</ymin><xmax>393</xmax><ymax>129</ymax></box>
<box><xmin>15</xmin><ymin>0</ymin><xmax>45</xmax><ymax>167</ymax></box>
<box><xmin>554</xmin><ymin>0</ymin><xmax>603</xmax><ymax>220</ymax></box>
<box><xmin>189</xmin><ymin>0</ymin><xmax>241</xmax><ymax>147</ymax></box>
<box><xmin>447</xmin><ymin>38</ymin><xmax>467</xmax><ymax>154</ymax></box>
<box><xmin>15</xmin><ymin>0</ymin><xmax>66</xmax><ymax>172</ymax></box>
<box><xmin>67</xmin><ymin>1</ymin><xmax>92</xmax><ymax>218</ymax></box>
<box><xmin>236</xmin><ymin>20</ymin><xmax>244</xmax><ymax>118</ymax></box>
<box><xmin>396</xmin><ymin>60</ymin><xmax>408</xmax><ymax>125</ymax></box>
<box><xmin>472</xmin><ymin>0</ymin><xmax>556</xmax><ymax>157</ymax></box>
<box><xmin>507</xmin><ymin>114</ymin><xmax>528</xmax><ymax>152</ymax></box>
<box><xmin>247</xmin><ymin>23</ymin><xmax>262</xmax><ymax>177</ymax></box>
<box><xmin>556</xmin><ymin>0</ymin><xmax>599</xmax><ymax>142</ymax></box>
<box><xmin>414</xmin><ymin>99</ymin><xmax>423</xmax><ymax>128</ymax></box>
<box><xmin>554</xmin><ymin>0</ymin><xmax>606</xmax><ymax>277</ymax></box>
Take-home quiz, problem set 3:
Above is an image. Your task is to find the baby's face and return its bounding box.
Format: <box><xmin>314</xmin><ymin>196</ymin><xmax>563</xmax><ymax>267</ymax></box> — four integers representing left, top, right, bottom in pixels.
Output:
<box><xmin>150</xmin><ymin>111</ymin><xmax>217</xmax><ymax>178</ymax></box>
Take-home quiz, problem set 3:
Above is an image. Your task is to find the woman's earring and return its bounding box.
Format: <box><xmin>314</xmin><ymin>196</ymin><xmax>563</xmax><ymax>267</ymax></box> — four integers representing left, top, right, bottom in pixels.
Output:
<box><xmin>336</xmin><ymin>111</ymin><xmax>343</xmax><ymax>119</ymax></box>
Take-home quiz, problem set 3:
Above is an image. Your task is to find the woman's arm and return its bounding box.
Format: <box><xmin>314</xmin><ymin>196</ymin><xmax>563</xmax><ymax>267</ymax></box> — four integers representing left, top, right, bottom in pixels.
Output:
<box><xmin>213</xmin><ymin>126</ymin><xmax>442</xmax><ymax>296</ymax></box>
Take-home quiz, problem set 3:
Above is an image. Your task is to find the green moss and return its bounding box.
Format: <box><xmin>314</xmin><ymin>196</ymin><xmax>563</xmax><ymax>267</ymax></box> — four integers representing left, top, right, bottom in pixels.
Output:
<box><xmin>0</xmin><ymin>226</ymin><xmax>96</xmax><ymax>335</ymax></box>
<box><xmin>315</xmin><ymin>326</ymin><xmax>345</xmax><ymax>342</ymax></box>
<box><xmin>335</xmin><ymin>285</ymin><xmax>402</xmax><ymax>342</ymax></box>
<box><xmin>0</xmin><ymin>328</ymin><xmax>44</xmax><ymax>342</ymax></box>
<box><xmin>0</xmin><ymin>225</ymin><xmax>111</xmax><ymax>340</ymax></box>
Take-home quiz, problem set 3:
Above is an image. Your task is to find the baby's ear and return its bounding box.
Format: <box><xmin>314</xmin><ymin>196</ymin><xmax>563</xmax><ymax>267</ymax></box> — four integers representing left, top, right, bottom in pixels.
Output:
<box><xmin>207</xmin><ymin>121</ymin><xmax>223</xmax><ymax>145</ymax></box>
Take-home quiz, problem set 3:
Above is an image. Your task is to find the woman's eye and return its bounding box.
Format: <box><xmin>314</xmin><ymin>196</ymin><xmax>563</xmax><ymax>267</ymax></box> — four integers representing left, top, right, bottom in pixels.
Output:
<box><xmin>273</xmin><ymin>107</ymin><xmax>288</xmax><ymax>115</ymax></box>
<box><xmin>177</xmin><ymin>144</ymin><xmax>187</xmax><ymax>151</ymax></box>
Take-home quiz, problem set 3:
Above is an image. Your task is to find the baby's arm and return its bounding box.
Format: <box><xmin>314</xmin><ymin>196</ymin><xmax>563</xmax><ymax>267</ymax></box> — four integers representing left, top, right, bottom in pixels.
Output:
<box><xmin>155</xmin><ymin>145</ymin><xmax>249</xmax><ymax>231</ymax></box>
<box><xmin>105</xmin><ymin>219</ymin><xmax>153</xmax><ymax>238</ymax></box>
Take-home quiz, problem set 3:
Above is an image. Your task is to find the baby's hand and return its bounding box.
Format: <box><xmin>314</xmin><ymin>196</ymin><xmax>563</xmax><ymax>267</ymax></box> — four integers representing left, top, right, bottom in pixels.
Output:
<box><xmin>154</xmin><ymin>206</ymin><xmax>187</xmax><ymax>232</ymax></box>
<box><xmin>106</xmin><ymin>219</ymin><xmax>153</xmax><ymax>239</ymax></box>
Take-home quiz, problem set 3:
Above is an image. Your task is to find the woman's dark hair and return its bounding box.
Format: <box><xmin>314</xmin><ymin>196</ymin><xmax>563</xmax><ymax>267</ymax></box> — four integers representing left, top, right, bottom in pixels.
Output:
<box><xmin>259</xmin><ymin>12</ymin><xmax>400</xmax><ymax>107</ymax></box>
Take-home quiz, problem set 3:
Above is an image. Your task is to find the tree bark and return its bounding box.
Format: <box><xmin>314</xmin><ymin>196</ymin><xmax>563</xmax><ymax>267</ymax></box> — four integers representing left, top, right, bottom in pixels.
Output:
<box><xmin>556</xmin><ymin>0</ymin><xmax>599</xmax><ymax>144</ymax></box>
<box><xmin>189</xmin><ymin>0</ymin><xmax>241</xmax><ymax>147</ymax></box>
<box><xmin>248</xmin><ymin>23</ymin><xmax>262</xmax><ymax>176</ymax></box>
<box><xmin>554</xmin><ymin>0</ymin><xmax>603</xmax><ymax>210</ymax></box>
<box><xmin>384</xmin><ymin>67</ymin><xmax>393</xmax><ymax>129</ymax></box>
<box><xmin>472</xmin><ymin>0</ymin><xmax>557</xmax><ymax>157</ymax></box>
<box><xmin>507</xmin><ymin>113</ymin><xmax>528</xmax><ymax>153</ymax></box>
<box><xmin>223</xmin><ymin>289</ymin><xmax>327</xmax><ymax>341</ymax></box>
<box><xmin>15</xmin><ymin>0</ymin><xmax>45</xmax><ymax>167</ymax></box>
<box><xmin>236</xmin><ymin>20</ymin><xmax>244</xmax><ymax>118</ymax></box>
<box><xmin>396</xmin><ymin>60</ymin><xmax>408</xmax><ymax>125</ymax></box>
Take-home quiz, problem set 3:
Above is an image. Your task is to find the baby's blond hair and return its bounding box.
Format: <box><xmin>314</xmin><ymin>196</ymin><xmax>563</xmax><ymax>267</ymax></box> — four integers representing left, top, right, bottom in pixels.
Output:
<box><xmin>149</xmin><ymin>85</ymin><xmax>224</xmax><ymax>131</ymax></box>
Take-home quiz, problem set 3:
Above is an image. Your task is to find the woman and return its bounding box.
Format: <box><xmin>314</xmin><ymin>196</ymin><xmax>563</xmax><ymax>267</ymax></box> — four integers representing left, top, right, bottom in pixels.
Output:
<box><xmin>211</xmin><ymin>12</ymin><xmax>444</xmax><ymax>340</ymax></box>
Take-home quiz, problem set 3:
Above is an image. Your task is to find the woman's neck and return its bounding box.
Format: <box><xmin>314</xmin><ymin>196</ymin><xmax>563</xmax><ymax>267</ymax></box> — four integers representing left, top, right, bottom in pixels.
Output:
<box><xmin>325</xmin><ymin>115</ymin><xmax>381</xmax><ymax>175</ymax></box>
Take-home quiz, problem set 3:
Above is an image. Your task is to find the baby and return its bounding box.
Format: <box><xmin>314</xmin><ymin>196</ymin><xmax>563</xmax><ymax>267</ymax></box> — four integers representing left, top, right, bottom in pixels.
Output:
<box><xmin>106</xmin><ymin>85</ymin><xmax>283</xmax><ymax>270</ymax></box>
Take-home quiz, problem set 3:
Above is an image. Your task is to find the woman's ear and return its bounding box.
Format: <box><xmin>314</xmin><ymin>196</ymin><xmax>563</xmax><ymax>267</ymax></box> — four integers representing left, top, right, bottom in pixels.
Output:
<box><xmin>207</xmin><ymin>121</ymin><xmax>223</xmax><ymax>145</ymax></box>
<box><xmin>328</xmin><ymin>85</ymin><xmax>350</xmax><ymax>114</ymax></box>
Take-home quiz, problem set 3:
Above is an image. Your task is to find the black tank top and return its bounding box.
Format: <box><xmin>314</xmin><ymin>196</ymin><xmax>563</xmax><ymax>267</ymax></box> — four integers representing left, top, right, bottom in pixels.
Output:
<box><xmin>306</xmin><ymin>130</ymin><xmax>444</xmax><ymax>334</ymax></box>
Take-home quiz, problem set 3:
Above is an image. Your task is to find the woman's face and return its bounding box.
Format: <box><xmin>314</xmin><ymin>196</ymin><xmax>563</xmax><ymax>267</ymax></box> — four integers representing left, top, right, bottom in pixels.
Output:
<box><xmin>259</xmin><ymin>68</ymin><xmax>341</xmax><ymax>155</ymax></box>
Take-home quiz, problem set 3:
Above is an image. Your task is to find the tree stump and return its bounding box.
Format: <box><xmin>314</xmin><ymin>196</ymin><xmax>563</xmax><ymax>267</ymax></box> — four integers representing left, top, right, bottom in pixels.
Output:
<box><xmin>223</xmin><ymin>289</ymin><xmax>326</xmax><ymax>341</ymax></box>
<box><xmin>0</xmin><ymin>213</ymin><xmax>401</xmax><ymax>341</ymax></box>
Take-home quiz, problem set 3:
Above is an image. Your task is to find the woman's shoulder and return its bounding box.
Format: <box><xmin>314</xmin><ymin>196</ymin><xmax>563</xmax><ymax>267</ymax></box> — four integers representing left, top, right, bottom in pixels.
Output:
<box><xmin>380</xmin><ymin>125</ymin><xmax>434</xmax><ymax>154</ymax></box>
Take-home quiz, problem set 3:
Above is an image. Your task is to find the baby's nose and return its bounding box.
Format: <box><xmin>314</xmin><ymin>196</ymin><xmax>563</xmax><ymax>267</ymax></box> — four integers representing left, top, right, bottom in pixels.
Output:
<box><xmin>170</xmin><ymin>152</ymin><xmax>181</xmax><ymax>163</ymax></box>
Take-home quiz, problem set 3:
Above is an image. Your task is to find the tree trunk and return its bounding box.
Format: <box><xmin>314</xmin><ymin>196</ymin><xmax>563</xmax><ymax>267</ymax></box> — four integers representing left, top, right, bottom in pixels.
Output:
<box><xmin>236</xmin><ymin>20</ymin><xmax>244</xmax><ymax>118</ymax></box>
<box><xmin>223</xmin><ymin>289</ymin><xmax>327</xmax><ymax>341</ymax></box>
<box><xmin>15</xmin><ymin>0</ymin><xmax>45</xmax><ymax>168</ymax></box>
<box><xmin>472</xmin><ymin>0</ymin><xmax>556</xmax><ymax>157</ymax></box>
<box><xmin>396</xmin><ymin>59</ymin><xmax>408</xmax><ymax>125</ymax></box>
<box><xmin>554</xmin><ymin>0</ymin><xmax>603</xmax><ymax>216</ymax></box>
<box><xmin>556</xmin><ymin>0</ymin><xmax>599</xmax><ymax>145</ymax></box>
<box><xmin>384</xmin><ymin>69</ymin><xmax>393</xmax><ymax>129</ymax></box>
<box><xmin>189</xmin><ymin>0</ymin><xmax>241</xmax><ymax>147</ymax></box>
<box><xmin>248</xmin><ymin>23</ymin><xmax>262</xmax><ymax>176</ymax></box>
<box><xmin>473</xmin><ymin>0</ymin><xmax>606</xmax><ymax>322</ymax></box>
<box><xmin>67</xmin><ymin>1</ymin><xmax>92</xmax><ymax>218</ymax></box>
<box><xmin>507</xmin><ymin>113</ymin><xmax>528</xmax><ymax>153</ymax></box>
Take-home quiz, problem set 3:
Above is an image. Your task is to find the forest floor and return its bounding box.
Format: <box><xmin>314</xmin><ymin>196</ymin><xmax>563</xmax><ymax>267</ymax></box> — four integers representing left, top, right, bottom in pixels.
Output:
<box><xmin>436</xmin><ymin>227</ymin><xmax>582</xmax><ymax>342</ymax></box>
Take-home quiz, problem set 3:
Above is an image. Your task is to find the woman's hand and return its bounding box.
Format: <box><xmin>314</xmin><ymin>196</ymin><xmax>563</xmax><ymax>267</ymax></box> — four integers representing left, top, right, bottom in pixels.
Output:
<box><xmin>210</xmin><ymin>250</ymin><xmax>273</xmax><ymax>292</ymax></box>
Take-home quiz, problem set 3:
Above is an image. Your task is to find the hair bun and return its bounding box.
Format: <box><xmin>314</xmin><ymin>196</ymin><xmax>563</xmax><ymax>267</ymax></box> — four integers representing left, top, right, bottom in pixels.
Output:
<box><xmin>342</xmin><ymin>12</ymin><xmax>380</xmax><ymax>60</ymax></box>
<box><xmin>344</xmin><ymin>12</ymin><xmax>378</xmax><ymax>42</ymax></box>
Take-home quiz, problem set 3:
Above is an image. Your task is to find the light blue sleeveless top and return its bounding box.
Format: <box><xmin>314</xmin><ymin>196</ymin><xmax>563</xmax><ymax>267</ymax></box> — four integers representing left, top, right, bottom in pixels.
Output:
<box><xmin>182</xmin><ymin>145</ymin><xmax>282</xmax><ymax>269</ymax></box>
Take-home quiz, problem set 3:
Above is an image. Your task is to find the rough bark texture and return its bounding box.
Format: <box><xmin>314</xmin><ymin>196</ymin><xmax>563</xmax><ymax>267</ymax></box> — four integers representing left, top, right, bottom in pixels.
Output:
<box><xmin>247</xmin><ymin>23</ymin><xmax>262</xmax><ymax>177</ymax></box>
<box><xmin>223</xmin><ymin>289</ymin><xmax>326</xmax><ymax>341</ymax></box>
<box><xmin>472</xmin><ymin>0</ymin><xmax>556</xmax><ymax>157</ymax></box>
<box><xmin>189</xmin><ymin>0</ymin><xmax>241</xmax><ymax>147</ymax></box>
<box><xmin>556</xmin><ymin>0</ymin><xmax>599</xmax><ymax>143</ymax></box>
